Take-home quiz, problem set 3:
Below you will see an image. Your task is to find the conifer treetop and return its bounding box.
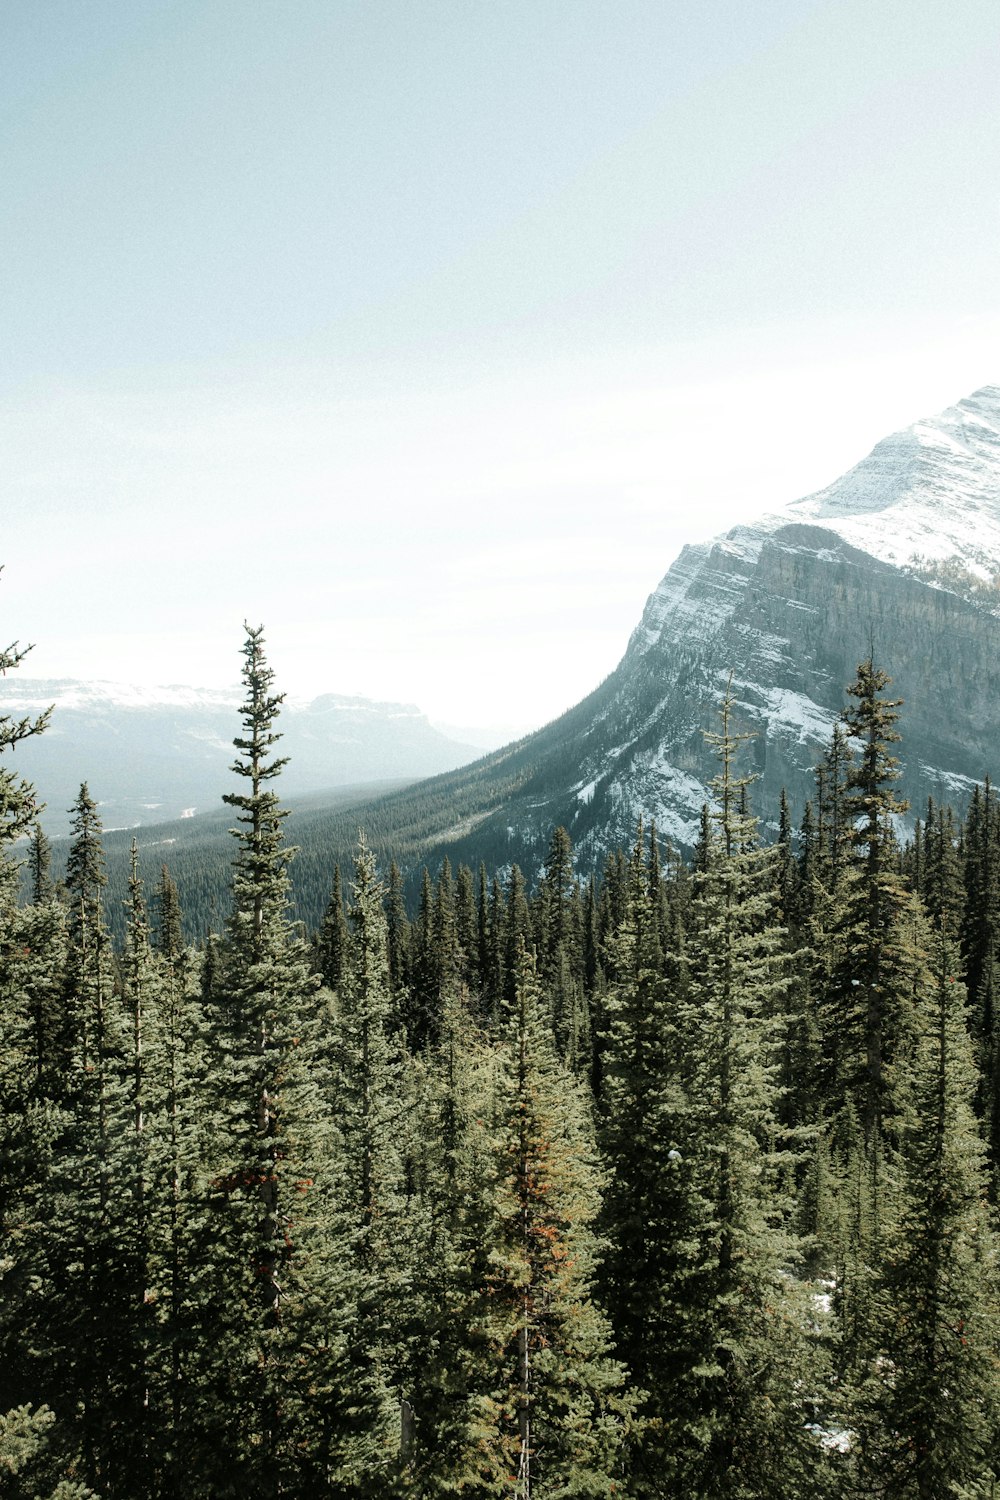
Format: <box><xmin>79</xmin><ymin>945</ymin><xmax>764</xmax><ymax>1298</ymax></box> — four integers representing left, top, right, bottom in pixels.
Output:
<box><xmin>0</xmin><ymin>577</ymin><xmax>51</xmax><ymax>847</ymax></box>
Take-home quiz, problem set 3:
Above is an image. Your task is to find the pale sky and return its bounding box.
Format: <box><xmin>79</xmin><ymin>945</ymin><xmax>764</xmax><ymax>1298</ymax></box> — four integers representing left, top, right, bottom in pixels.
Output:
<box><xmin>4</xmin><ymin>1</ymin><xmax>1000</xmax><ymax>735</ymax></box>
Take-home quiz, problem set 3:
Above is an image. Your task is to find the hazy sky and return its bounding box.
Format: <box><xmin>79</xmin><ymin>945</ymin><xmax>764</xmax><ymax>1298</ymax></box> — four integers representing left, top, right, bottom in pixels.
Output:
<box><xmin>5</xmin><ymin>1</ymin><xmax>1000</xmax><ymax>735</ymax></box>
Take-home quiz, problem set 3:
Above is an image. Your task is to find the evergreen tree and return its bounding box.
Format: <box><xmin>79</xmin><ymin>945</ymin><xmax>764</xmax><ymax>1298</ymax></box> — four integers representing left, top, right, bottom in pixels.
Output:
<box><xmin>325</xmin><ymin>837</ymin><xmax>404</xmax><ymax>1487</ymax></box>
<box><xmin>202</xmin><ymin>623</ymin><xmax>342</xmax><ymax>1492</ymax></box>
<box><xmin>385</xmin><ymin>859</ymin><xmax>410</xmax><ymax>998</ymax></box>
<box><xmin>598</xmin><ymin>820</ymin><xmax>702</xmax><ymax>1492</ymax></box>
<box><xmin>661</xmin><ymin>680</ymin><xmax>824</xmax><ymax>1497</ymax></box>
<box><xmin>318</xmin><ymin>862</ymin><xmax>350</xmax><ymax>994</ymax></box>
<box><xmin>477</xmin><ymin>942</ymin><xmax>634</xmax><ymax>1494</ymax></box>
<box><xmin>0</xmin><ymin>644</ymin><xmax>75</xmax><ymax>1479</ymax></box>
<box><xmin>839</xmin><ymin>657</ymin><xmax>911</xmax><ymax>1143</ymax></box>
<box><xmin>0</xmin><ymin>619</ymin><xmax>49</xmax><ymax>853</ymax></box>
<box><xmin>535</xmin><ymin>827</ymin><xmax>586</xmax><ymax>1065</ymax></box>
<box><xmin>453</xmin><ymin>862</ymin><xmax>479</xmax><ymax>993</ymax></box>
<box><xmin>49</xmin><ymin>788</ymin><xmax>137</xmax><ymax>1492</ymax></box>
<box><xmin>395</xmin><ymin>993</ymin><xmax>499</xmax><ymax>1495</ymax></box>
<box><xmin>27</xmin><ymin>821</ymin><xmax>53</xmax><ymax>904</ymax></box>
<box><xmin>962</xmin><ymin>779</ymin><xmax>1000</xmax><ymax>1173</ymax></box>
<box><xmin>152</xmin><ymin>863</ymin><xmax>183</xmax><ymax>967</ymax></box>
<box><xmin>858</xmin><ymin>917</ymin><xmax>1000</xmax><ymax>1497</ymax></box>
<box><xmin>407</xmin><ymin>866</ymin><xmax>440</xmax><ymax>1051</ymax></box>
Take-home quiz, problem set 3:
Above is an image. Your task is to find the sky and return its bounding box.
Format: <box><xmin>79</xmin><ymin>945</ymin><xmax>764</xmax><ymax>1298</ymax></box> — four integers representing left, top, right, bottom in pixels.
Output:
<box><xmin>4</xmin><ymin>0</ymin><xmax>1000</xmax><ymax>739</ymax></box>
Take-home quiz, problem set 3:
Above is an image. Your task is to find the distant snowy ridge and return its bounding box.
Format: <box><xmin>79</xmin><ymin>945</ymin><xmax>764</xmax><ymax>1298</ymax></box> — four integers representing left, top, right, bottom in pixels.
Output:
<box><xmin>2</xmin><ymin>678</ymin><xmax>436</xmax><ymax>721</ymax></box>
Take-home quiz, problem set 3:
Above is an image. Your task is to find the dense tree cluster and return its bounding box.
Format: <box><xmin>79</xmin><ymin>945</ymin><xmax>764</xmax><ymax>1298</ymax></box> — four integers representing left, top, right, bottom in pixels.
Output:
<box><xmin>3</xmin><ymin>620</ymin><xmax>1000</xmax><ymax>1497</ymax></box>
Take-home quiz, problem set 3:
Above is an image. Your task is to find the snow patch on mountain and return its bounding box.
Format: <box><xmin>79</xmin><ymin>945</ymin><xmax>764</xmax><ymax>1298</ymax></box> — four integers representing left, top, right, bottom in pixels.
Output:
<box><xmin>729</xmin><ymin>684</ymin><xmax>839</xmax><ymax>749</ymax></box>
<box><xmin>916</xmin><ymin>765</ymin><xmax>983</xmax><ymax>799</ymax></box>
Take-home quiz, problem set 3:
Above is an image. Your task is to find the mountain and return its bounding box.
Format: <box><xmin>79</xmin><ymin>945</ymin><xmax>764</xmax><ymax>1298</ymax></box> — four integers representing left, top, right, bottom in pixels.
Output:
<box><xmin>2</xmin><ymin>679</ymin><xmax>480</xmax><ymax>835</ymax></box>
<box><xmin>267</xmin><ymin>383</ymin><xmax>1000</xmax><ymax>893</ymax></box>
<box><xmin>70</xmin><ymin>384</ymin><xmax>1000</xmax><ymax>930</ymax></box>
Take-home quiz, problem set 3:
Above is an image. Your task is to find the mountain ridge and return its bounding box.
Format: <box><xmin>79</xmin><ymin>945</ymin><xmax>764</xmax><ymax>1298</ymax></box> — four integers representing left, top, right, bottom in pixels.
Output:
<box><xmin>3</xmin><ymin>679</ymin><xmax>483</xmax><ymax>835</ymax></box>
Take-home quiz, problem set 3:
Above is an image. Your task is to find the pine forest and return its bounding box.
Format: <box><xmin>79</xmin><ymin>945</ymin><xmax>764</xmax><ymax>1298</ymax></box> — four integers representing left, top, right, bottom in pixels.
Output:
<box><xmin>4</xmin><ymin>618</ymin><xmax>1000</xmax><ymax>1500</ymax></box>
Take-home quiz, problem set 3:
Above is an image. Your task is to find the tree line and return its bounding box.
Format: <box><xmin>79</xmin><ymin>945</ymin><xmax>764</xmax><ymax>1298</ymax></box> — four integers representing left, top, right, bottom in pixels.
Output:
<box><xmin>2</xmin><ymin>623</ymin><xmax>1000</xmax><ymax>1497</ymax></box>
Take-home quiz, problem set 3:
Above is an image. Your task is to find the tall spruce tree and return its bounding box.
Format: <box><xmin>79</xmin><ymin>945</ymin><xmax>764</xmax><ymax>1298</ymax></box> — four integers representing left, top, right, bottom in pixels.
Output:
<box><xmin>0</xmin><ymin>619</ymin><xmax>77</xmax><ymax>1479</ymax></box>
<box><xmin>477</xmin><ymin>942</ymin><xmax>634</xmax><ymax>1495</ymax></box>
<box><xmin>202</xmin><ymin>623</ymin><xmax>341</xmax><ymax>1492</ymax></box>
<box><xmin>661</xmin><ymin>680</ymin><xmax>825</xmax><ymax>1497</ymax></box>
<box><xmin>962</xmin><ymin>779</ymin><xmax>1000</xmax><ymax>1175</ymax></box>
<box><xmin>598</xmin><ymin>820</ymin><xmax>704</xmax><ymax>1493</ymax></box>
<box><xmin>836</xmin><ymin>658</ymin><xmax>911</xmax><ymax>1142</ymax></box>
<box><xmin>857</xmin><ymin>904</ymin><xmax>1000</xmax><ymax>1497</ymax></box>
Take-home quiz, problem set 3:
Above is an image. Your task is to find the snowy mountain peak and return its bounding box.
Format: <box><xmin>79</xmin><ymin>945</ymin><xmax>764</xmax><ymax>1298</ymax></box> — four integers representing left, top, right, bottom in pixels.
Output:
<box><xmin>634</xmin><ymin>384</ymin><xmax>1000</xmax><ymax>661</ymax></box>
<box><xmin>776</xmin><ymin>383</ymin><xmax>1000</xmax><ymax>575</ymax></box>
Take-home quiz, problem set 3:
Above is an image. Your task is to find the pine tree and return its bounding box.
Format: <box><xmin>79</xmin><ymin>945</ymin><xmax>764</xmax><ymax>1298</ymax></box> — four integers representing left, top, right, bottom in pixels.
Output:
<box><xmin>27</xmin><ymin>821</ymin><xmax>53</xmax><ymax>904</ymax></box>
<box><xmin>502</xmin><ymin>864</ymin><xmax>532</xmax><ymax>1007</ymax></box>
<box><xmin>407</xmin><ymin>866</ymin><xmax>440</xmax><ymax>1052</ymax></box>
<box><xmin>152</xmin><ymin>862</ymin><xmax>183</xmax><ymax>965</ymax></box>
<box><xmin>325</xmin><ymin>836</ymin><xmax>404</xmax><ymax>1487</ymax></box>
<box><xmin>202</xmin><ymin>623</ymin><xmax>341</xmax><ymax>1491</ymax></box>
<box><xmin>839</xmin><ymin>657</ymin><xmax>911</xmax><ymax>1143</ymax></box>
<box><xmin>858</xmin><ymin>913</ymin><xmax>1000</xmax><ymax>1497</ymax></box>
<box><xmin>535</xmin><ymin>827</ymin><xmax>586</xmax><ymax>1065</ymax></box>
<box><xmin>53</xmin><ymin>788</ymin><xmax>136</xmax><ymax>1491</ymax></box>
<box><xmin>477</xmin><ymin>942</ymin><xmax>634</xmax><ymax>1494</ymax></box>
<box><xmin>597</xmin><ymin>820</ymin><xmax>702</xmax><ymax>1492</ymax></box>
<box><xmin>395</xmin><ymin>992</ymin><xmax>499</xmax><ymax>1494</ymax></box>
<box><xmin>657</xmin><ymin>680</ymin><xmax>824</xmax><ymax>1497</ymax></box>
<box><xmin>453</xmin><ymin>862</ymin><xmax>479</xmax><ymax>993</ymax></box>
<box><xmin>386</xmin><ymin>859</ymin><xmax>410</xmax><ymax>1000</ymax></box>
<box><xmin>962</xmin><ymin>779</ymin><xmax>1000</xmax><ymax>1175</ymax></box>
<box><xmin>0</xmin><ymin>618</ymin><xmax>49</xmax><ymax>854</ymax></box>
<box><xmin>318</xmin><ymin>862</ymin><xmax>350</xmax><ymax>994</ymax></box>
<box><xmin>0</xmin><ymin>642</ymin><xmax>76</xmax><ymax>1478</ymax></box>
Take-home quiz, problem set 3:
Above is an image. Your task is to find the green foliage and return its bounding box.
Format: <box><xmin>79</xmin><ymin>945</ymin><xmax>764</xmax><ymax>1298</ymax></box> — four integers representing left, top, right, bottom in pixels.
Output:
<box><xmin>5</xmin><ymin>614</ymin><xmax>1000</xmax><ymax>1498</ymax></box>
<box><xmin>478</xmin><ymin>944</ymin><xmax>634</xmax><ymax>1494</ymax></box>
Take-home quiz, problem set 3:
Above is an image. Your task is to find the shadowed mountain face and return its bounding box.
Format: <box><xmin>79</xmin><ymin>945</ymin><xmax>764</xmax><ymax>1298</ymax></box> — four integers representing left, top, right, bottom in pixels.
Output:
<box><xmin>284</xmin><ymin>384</ymin><xmax>1000</xmax><ymax>887</ymax></box>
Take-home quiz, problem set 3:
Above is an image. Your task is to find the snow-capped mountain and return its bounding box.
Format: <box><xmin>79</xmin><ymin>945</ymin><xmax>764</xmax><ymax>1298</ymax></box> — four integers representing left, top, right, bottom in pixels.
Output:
<box><xmin>2</xmin><ymin>680</ymin><xmax>481</xmax><ymax>834</ymax></box>
<box><xmin>300</xmin><ymin>384</ymin><xmax>1000</xmax><ymax>886</ymax></box>
<box><xmin>611</xmin><ymin>384</ymin><xmax>1000</xmax><ymax>846</ymax></box>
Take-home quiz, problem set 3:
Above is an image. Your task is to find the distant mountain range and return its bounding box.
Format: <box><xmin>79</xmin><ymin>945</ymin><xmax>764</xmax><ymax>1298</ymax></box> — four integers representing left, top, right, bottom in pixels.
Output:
<box><xmin>2</xmin><ymin>680</ymin><xmax>483</xmax><ymax>835</ymax></box>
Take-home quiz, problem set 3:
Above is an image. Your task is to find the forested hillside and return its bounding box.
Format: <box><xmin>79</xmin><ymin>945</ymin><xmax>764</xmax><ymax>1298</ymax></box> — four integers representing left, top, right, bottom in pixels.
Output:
<box><xmin>4</xmin><ymin>623</ymin><xmax>1000</xmax><ymax>1498</ymax></box>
